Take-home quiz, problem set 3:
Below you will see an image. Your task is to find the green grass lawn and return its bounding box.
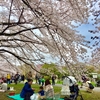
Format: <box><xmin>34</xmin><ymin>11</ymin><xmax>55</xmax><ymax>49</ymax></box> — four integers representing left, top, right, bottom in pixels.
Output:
<box><xmin>0</xmin><ymin>83</ymin><xmax>100</xmax><ymax>100</ymax></box>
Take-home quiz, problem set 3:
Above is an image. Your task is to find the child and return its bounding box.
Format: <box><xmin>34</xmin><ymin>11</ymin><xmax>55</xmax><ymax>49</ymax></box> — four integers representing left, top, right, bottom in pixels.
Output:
<box><xmin>38</xmin><ymin>86</ymin><xmax>45</xmax><ymax>99</ymax></box>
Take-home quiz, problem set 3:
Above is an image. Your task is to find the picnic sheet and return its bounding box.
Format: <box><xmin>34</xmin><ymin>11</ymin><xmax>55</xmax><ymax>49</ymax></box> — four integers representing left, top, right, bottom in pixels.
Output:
<box><xmin>8</xmin><ymin>94</ymin><xmax>64</xmax><ymax>100</ymax></box>
<box><xmin>8</xmin><ymin>94</ymin><xmax>24</xmax><ymax>100</ymax></box>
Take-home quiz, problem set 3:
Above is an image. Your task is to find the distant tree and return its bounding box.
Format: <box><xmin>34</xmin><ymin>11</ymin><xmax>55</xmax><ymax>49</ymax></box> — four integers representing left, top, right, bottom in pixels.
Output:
<box><xmin>40</xmin><ymin>63</ymin><xmax>65</xmax><ymax>78</ymax></box>
<box><xmin>86</xmin><ymin>65</ymin><xmax>95</xmax><ymax>73</ymax></box>
<box><xmin>40</xmin><ymin>63</ymin><xmax>57</xmax><ymax>75</ymax></box>
<box><xmin>18</xmin><ymin>64</ymin><xmax>34</xmax><ymax>75</ymax></box>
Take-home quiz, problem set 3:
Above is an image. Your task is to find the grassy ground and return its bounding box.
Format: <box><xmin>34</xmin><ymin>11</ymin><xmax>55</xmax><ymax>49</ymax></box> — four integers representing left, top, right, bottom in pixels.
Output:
<box><xmin>0</xmin><ymin>83</ymin><xmax>100</xmax><ymax>100</ymax></box>
<box><xmin>0</xmin><ymin>84</ymin><xmax>61</xmax><ymax>100</ymax></box>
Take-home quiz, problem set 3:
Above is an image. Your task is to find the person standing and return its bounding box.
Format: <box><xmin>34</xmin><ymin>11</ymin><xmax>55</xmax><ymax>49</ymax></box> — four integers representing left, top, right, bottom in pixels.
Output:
<box><xmin>26</xmin><ymin>71</ymin><xmax>32</xmax><ymax>80</ymax></box>
<box><xmin>35</xmin><ymin>74</ymin><xmax>38</xmax><ymax>84</ymax></box>
<box><xmin>1</xmin><ymin>76</ymin><xmax>5</xmax><ymax>82</ymax></box>
<box><xmin>52</xmin><ymin>75</ymin><xmax>56</xmax><ymax>85</ymax></box>
<box><xmin>21</xmin><ymin>74</ymin><xmax>25</xmax><ymax>82</ymax></box>
<box><xmin>82</xmin><ymin>75</ymin><xmax>87</xmax><ymax>83</ymax></box>
<box><xmin>41</xmin><ymin>76</ymin><xmax>45</xmax><ymax>86</ymax></box>
<box><xmin>38</xmin><ymin>76</ymin><xmax>42</xmax><ymax>85</ymax></box>
<box><xmin>0</xmin><ymin>78</ymin><xmax>3</xmax><ymax>84</ymax></box>
<box><xmin>7</xmin><ymin>74</ymin><xmax>11</xmax><ymax>84</ymax></box>
<box><xmin>14</xmin><ymin>72</ymin><xmax>19</xmax><ymax>84</ymax></box>
<box><xmin>11</xmin><ymin>74</ymin><xmax>15</xmax><ymax>83</ymax></box>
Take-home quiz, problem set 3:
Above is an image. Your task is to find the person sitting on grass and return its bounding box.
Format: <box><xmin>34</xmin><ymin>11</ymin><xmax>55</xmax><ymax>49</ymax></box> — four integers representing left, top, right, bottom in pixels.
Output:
<box><xmin>86</xmin><ymin>81</ymin><xmax>94</xmax><ymax>93</ymax></box>
<box><xmin>45</xmin><ymin>79</ymin><xmax>54</xmax><ymax>99</ymax></box>
<box><xmin>0</xmin><ymin>80</ymin><xmax>8</xmax><ymax>92</ymax></box>
<box><xmin>20</xmin><ymin>79</ymin><xmax>35</xmax><ymax>100</ymax></box>
<box><xmin>38</xmin><ymin>86</ymin><xmax>45</xmax><ymax>99</ymax></box>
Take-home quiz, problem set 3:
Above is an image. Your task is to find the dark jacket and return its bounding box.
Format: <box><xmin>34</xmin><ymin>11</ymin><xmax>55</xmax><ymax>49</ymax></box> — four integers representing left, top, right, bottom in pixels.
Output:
<box><xmin>38</xmin><ymin>90</ymin><xmax>45</xmax><ymax>96</ymax></box>
<box><xmin>20</xmin><ymin>82</ymin><xmax>34</xmax><ymax>98</ymax></box>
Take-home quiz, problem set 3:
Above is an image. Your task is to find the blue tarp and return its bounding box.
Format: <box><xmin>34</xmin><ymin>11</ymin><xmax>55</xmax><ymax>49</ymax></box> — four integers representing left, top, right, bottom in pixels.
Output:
<box><xmin>8</xmin><ymin>94</ymin><xmax>64</xmax><ymax>100</ymax></box>
<box><xmin>8</xmin><ymin>94</ymin><xmax>24</xmax><ymax>100</ymax></box>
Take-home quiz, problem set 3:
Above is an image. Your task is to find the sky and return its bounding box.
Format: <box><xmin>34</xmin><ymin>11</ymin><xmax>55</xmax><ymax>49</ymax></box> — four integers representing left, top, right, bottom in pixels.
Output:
<box><xmin>77</xmin><ymin>24</ymin><xmax>93</xmax><ymax>40</ymax></box>
<box><xmin>76</xmin><ymin>23</ymin><xmax>94</xmax><ymax>61</ymax></box>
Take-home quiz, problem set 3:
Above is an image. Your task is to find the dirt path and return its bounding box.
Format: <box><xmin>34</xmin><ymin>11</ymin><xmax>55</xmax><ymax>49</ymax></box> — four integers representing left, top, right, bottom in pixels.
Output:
<box><xmin>55</xmin><ymin>84</ymin><xmax>100</xmax><ymax>92</ymax></box>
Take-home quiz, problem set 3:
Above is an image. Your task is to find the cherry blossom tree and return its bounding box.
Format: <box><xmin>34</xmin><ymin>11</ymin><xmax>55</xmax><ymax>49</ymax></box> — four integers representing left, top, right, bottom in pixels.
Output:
<box><xmin>0</xmin><ymin>0</ymin><xmax>90</xmax><ymax>74</ymax></box>
<box><xmin>88</xmin><ymin>0</ymin><xmax>100</xmax><ymax>66</ymax></box>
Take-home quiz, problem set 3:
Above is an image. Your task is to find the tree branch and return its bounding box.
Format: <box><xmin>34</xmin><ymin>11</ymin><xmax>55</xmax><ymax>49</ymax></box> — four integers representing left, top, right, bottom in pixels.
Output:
<box><xmin>0</xmin><ymin>26</ymin><xmax>44</xmax><ymax>36</ymax></box>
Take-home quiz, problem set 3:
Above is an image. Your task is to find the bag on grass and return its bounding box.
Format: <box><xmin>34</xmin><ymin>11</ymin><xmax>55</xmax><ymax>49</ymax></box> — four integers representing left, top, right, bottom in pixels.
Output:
<box><xmin>30</xmin><ymin>94</ymin><xmax>39</xmax><ymax>100</ymax></box>
<box><xmin>88</xmin><ymin>83</ymin><xmax>94</xmax><ymax>89</ymax></box>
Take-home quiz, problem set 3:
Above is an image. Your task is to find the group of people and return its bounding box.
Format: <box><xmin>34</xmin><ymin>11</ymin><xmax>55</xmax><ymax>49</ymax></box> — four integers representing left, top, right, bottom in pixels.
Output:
<box><xmin>0</xmin><ymin>71</ymin><xmax>57</xmax><ymax>85</ymax></box>
<box><xmin>0</xmin><ymin>72</ymin><xmax>25</xmax><ymax>92</ymax></box>
<box><xmin>0</xmin><ymin>72</ymin><xmax>25</xmax><ymax>85</ymax></box>
<box><xmin>35</xmin><ymin>74</ymin><xmax>56</xmax><ymax>86</ymax></box>
<box><xmin>20</xmin><ymin>79</ymin><xmax>54</xmax><ymax>100</ymax></box>
<box><xmin>35</xmin><ymin>75</ymin><xmax>45</xmax><ymax>86</ymax></box>
<box><xmin>0</xmin><ymin>71</ymin><xmax>57</xmax><ymax>100</ymax></box>
<box><xmin>0</xmin><ymin>72</ymin><xmax>95</xmax><ymax>100</ymax></box>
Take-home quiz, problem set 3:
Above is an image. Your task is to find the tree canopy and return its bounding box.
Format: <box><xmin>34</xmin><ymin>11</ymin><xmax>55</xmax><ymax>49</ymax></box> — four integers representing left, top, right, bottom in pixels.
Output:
<box><xmin>0</xmin><ymin>0</ymin><xmax>99</xmax><ymax>74</ymax></box>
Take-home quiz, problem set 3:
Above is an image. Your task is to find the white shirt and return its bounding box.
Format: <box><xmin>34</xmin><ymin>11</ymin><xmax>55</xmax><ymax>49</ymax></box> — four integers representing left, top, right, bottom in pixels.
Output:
<box><xmin>1</xmin><ymin>83</ymin><xmax>7</xmax><ymax>91</ymax></box>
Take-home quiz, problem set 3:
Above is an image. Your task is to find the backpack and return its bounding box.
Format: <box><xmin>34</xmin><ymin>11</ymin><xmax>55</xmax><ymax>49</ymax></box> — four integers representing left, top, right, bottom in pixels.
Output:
<box><xmin>88</xmin><ymin>83</ymin><xmax>94</xmax><ymax>89</ymax></box>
